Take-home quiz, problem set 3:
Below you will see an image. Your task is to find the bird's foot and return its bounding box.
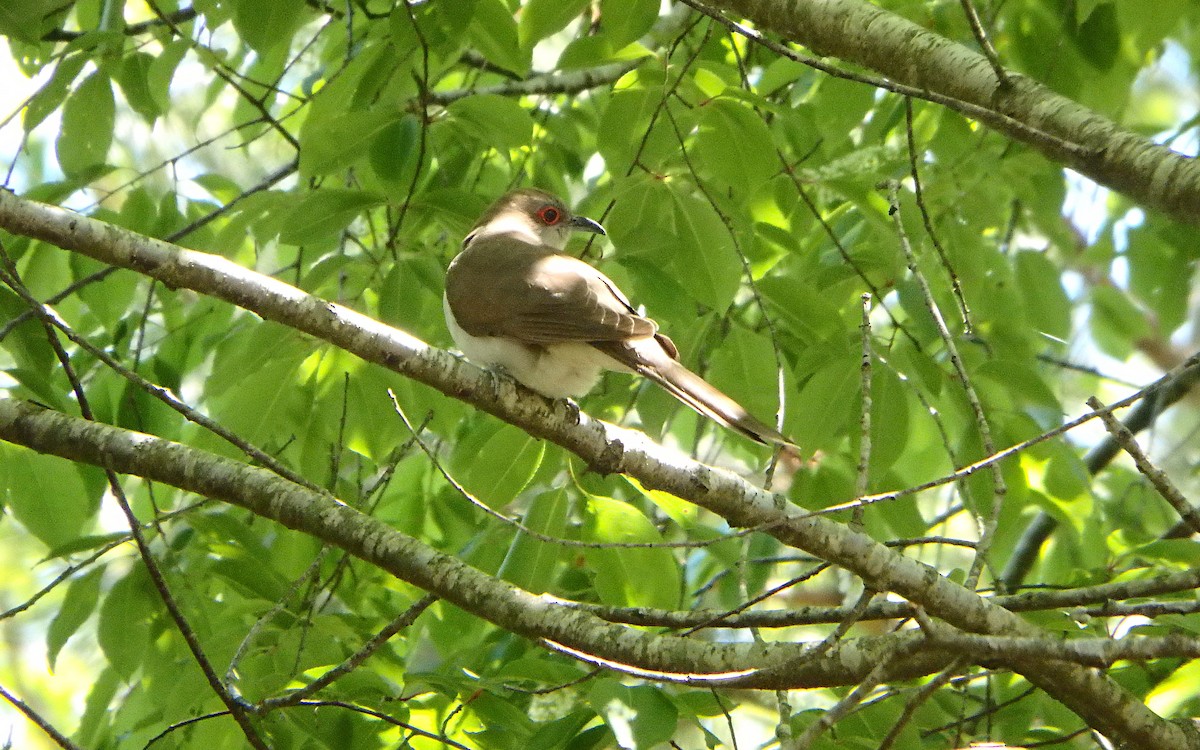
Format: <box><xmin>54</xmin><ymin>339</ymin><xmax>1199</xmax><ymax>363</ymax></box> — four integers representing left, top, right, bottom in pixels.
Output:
<box><xmin>560</xmin><ymin>398</ymin><xmax>582</xmax><ymax>426</ymax></box>
<box><xmin>481</xmin><ymin>364</ymin><xmax>513</xmax><ymax>400</ymax></box>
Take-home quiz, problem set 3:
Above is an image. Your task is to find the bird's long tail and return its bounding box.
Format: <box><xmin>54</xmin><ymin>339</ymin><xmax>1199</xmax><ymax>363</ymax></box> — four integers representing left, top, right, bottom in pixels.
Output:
<box><xmin>593</xmin><ymin>339</ymin><xmax>796</xmax><ymax>448</ymax></box>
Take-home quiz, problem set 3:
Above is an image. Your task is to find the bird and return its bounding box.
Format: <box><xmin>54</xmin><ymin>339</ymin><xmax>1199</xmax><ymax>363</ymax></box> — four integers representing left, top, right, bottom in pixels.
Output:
<box><xmin>443</xmin><ymin>187</ymin><xmax>793</xmax><ymax>447</ymax></box>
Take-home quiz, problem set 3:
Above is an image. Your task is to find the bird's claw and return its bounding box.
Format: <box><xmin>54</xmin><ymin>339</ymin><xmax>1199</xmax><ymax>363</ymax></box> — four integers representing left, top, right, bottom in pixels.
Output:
<box><xmin>560</xmin><ymin>398</ymin><xmax>582</xmax><ymax>425</ymax></box>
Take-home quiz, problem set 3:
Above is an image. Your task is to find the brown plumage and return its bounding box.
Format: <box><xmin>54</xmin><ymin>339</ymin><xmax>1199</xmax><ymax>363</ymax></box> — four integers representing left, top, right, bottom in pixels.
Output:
<box><xmin>444</xmin><ymin>188</ymin><xmax>794</xmax><ymax>447</ymax></box>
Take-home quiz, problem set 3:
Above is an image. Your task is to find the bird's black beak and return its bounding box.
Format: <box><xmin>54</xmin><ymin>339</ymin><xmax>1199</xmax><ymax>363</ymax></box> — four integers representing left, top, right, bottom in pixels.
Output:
<box><xmin>570</xmin><ymin>214</ymin><xmax>606</xmax><ymax>236</ymax></box>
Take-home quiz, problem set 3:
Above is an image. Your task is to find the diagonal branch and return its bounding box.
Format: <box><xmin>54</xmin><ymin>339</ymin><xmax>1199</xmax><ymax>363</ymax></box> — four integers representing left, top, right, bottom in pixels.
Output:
<box><xmin>0</xmin><ymin>396</ymin><xmax>950</xmax><ymax>689</ymax></box>
<box><xmin>704</xmin><ymin>0</ymin><xmax>1200</xmax><ymax>226</ymax></box>
<box><xmin>0</xmin><ymin>191</ymin><xmax>1190</xmax><ymax>749</ymax></box>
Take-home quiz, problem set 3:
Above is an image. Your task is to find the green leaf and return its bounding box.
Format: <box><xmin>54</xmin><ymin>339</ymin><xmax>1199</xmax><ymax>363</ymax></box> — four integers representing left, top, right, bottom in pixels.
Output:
<box><xmin>0</xmin><ymin>0</ymin><xmax>53</xmax><ymax>42</ymax></box>
<box><xmin>607</xmin><ymin>176</ymin><xmax>678</xmax><ymax>262</ymax></box>
<box><xmin>1148</xmin><ymin>658</ymin><xmax>1200</xmax><ymax>717</ymax></box>
<box><xmin>233</xmin><ymin>0</ymin><xmax>308</xmax><ymax>54</ymax></box>
<box><xmin>707</xmin><ymin>326</ymin><xmax>783</xmax><ymax>427</ymax></box>
<box><xmin>582</xmin><ymin>496</ymin><xmax>680</xmax><ymax>609</ymax></box>
<box><xmin>299</xmin><ymin>107</ymin><xmax>398</xmax><ymax>177</ymax></box>
<box><xmin>369</xmin><ymin>114</ymin><xmax>421</xmax><ymax>187</ymax></box>
<box><xmin>810</xmin><ymin>73</ymin><xmax>878</xmax><ymax>146</ymax></box>
<box><xmin>25</xmin><ymin>53</ymin><xmax>87</xmax><ymax>132</ymax></box>
<box><xmin>694</xmin><ymin>98</ymin><xmax>777</xmax><ymax>192</ymax></box>
<box><xmin>597</xmin><ymin>82</ymin><xmax>676</xmax><ymax>173</ymax></box>
<box><xmin>446</xmin><ymin>94</ymin><xmax>535</xmax><ymax>155</ymax></box>
<box><xmin>117</xmin><ymin>52</ymin><xmax>162</xmax><ymax>122</ymax></box>
<box><xmin>0</xmin><ymin>445</ymin><xmax>99</xmax><ymax>548</ymax></box>
<box><xmin>97</xmin><ymin>567</ymin><xmax>158</xmax><ymax>678</ymax></box>
<box><xmin>588</xmin><ymin>682</ymin><xmax>679</xmax><ymax>749</ymax></box>
<box><xmin>56</xmin><ymin>71</ymin><xmax>115</xmax><ymax>176</ymax></box>
<box><xmin>278</xmin><ymin>189</ymin><xmax>385</xmax><ymax>245</ymax></box>
<box><xmin>624</xmin><ymin>476</ymin><xmax>699</xmax><ymax>530</ymax></box>
<box><xmin>867</xmin><ymin>365</ymin><xmax>910</xmax><ymax>481</ymax></box>
<box><xmin>47</xmin><ymin>567</ymin><xmax>105</xmax><ymax>669</ymax></box>
<box><xmin>1044</xmin><ymin>445</ymin><xmax>1091</xmax><ymax>502</ymax></box>
<box><xmin>454</xmin><ymin>424</ymin><xmax>546</xmax><ymax>508</ymax></box>
<box><xmin>790</xmin><ymin>357</ymin><xmax>859</xmax><ymax>452</ymax></box>
<box><xmin>599</xmin><ymin>0</ymin><xmax>660</xmax><ymax>49</ymax></box>
<box><xmin>74</xmin><ymin>252</ymin><xmax>140</xmax><ymax>329</ymax></box>
<box><xmin>757</xmin><ymin>272</ymin><xmax>849</xmax><ymax>344</ymax></box>
<box><xmin>148</xmin><ymin>39</ymin><xmax>190</xmax><ymax>115</ymax></box>
<box><xmin>519</xmin><ymin>0</ymin><xmax>589</xmax><ymax>46</ymax></box>
<box><xmin>1016</xmin><ymin>250</ymin><xmax>1071</xmax><ymax>341</ymax></box>
<box><xmin>498</xmin><ymin>489</ymin><xmax>569</xmax><ymax>592</ymax></box>
<box><xmin>670</xmin><ymin>194</ymin><xmax>742</xmax><ymax>311</ymax></box>
<box><xmin>469</xmin><ymin>0</ymin><xmax>529</xmax><ymax>75</ymax></box>
<box><xmin>1090</xmin><ymin>285</ymin><xmax>1151</xmax><ymax>359</ymax></box>
<box><xmin>75</xmin><ymin>667</ymin><xmax>121</xmax><ymax>745</ymax></box>
<box><xmin>1127</xmin><ymin>224</ymin><xmax>1190</xmax><ymax>334</ymax></box>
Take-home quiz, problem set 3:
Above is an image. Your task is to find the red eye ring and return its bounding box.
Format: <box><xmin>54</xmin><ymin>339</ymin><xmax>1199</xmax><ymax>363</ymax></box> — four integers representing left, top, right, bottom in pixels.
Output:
<box><xmin>537</xmin><ymin>205</ymin><xmax>561</xmax><ymax>225</ymax></box>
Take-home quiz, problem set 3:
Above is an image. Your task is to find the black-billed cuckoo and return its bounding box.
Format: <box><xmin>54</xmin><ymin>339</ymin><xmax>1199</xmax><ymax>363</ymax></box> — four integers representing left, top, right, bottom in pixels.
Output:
<box><xmin>444</xmin><ymin>188</ymin><xmax>793</xmax><ymax>447</ymax></box>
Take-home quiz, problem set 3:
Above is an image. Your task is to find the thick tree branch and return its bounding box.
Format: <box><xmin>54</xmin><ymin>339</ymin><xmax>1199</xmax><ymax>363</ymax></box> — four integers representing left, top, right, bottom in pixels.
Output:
<box><xmin>582</xmin><ymin>566</ymin><xmax>1200</xmax><ymax>628</ymax></box>
<box><xmin>0</xmin><ymin>192</ymin><xmax>1189</xmax><ymax>748</ymax></box>
<box><xmin>705</xmin><ymin>0</ymin><xmax>1200</xmax><ymax>226</ymax></box>
<box><xmin>0</xmin><ymin>397</ymin><xmax>951</xmax><ymax>689</ymax></box>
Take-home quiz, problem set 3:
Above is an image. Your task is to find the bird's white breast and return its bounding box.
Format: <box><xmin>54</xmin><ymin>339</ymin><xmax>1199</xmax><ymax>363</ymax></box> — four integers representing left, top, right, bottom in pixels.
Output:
<box><xmin>443</xmin><ymin>293</ymin><xmax>613</xmax><ymax>398</ymax></box>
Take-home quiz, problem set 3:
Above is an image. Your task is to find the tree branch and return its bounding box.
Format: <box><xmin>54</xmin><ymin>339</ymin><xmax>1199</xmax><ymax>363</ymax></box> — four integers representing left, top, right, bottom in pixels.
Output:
<box><xmin>705</xmin><ymin>0</ymin><xmax>1200</xmax><ymax>226</ymax></box>
<box><xmin>0</xmin><ymin>191</ymin><xmax>1189</xmax><ymax>748</ymax></box>
<box><xmin>0</xmin><ymin>396</ymin><xmax>950</xmax><ymax>689</ymax></box>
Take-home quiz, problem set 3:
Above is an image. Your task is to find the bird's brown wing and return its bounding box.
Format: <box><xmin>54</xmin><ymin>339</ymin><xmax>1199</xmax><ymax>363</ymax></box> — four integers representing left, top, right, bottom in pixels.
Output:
<box><xmin>446</xmin><ymin>240</ymin><xmax>657</xmax><ymax>344</ymax></box>
<box><xmin>447</xmin><ymin>237</ymin><xmax>795</xmax><ymax>447</ymax></box>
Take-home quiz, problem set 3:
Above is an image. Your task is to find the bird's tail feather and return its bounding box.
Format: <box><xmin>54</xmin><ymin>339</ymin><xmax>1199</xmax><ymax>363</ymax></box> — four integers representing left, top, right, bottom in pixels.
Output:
<box><xmin>594</xmin><ymin>340</ymin><xmax>795</xmax><ymax>448</ymax></box>
<box><xmin>651</xmin><ymin>360</ymin><xmax>793</xmax><ymax>447</ymax></box>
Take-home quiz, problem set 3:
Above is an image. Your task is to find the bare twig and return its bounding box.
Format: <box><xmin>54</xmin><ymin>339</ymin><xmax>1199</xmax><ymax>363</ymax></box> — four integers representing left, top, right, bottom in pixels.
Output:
<box><xmin>795</xmin><ymin>634</ymin><xmax>923</xmax><ymax>748</ymax></box>
<box><xmin>1088</xmin><ymin>396</ymin><xmax>1200</xmax><ymax>535</ymax></box>
<box><xmin>255</xmin><ymin>594</ymin><xmax>437</xmax><ymax>709</ymax></box>
<box><xmin>904</xmin><ymin>98</ymin><xmax>972</xmax><ymax>332</ymax></box>
<box><xmin>853</xmin><ymin>293</ymin><xmax>873</xmax><ymax>530</ymax></box>
<box><xmin>957</xmin><ymin>0</ymin><xmax>1007</xmax><ymax>86</ymax></box>
<box><xmin>0</xmin><ymin>683</ymin><xmax>83</xmax><ymax>750</ymax></box>
<box><xmin>887</xmin><ymin>183</ymin><xmax>1005</xmax><ymax>591</ymax></box>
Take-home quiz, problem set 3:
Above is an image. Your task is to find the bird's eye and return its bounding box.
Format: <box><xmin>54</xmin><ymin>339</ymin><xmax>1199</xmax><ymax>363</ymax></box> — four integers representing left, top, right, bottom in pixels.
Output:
<box><xmin>537</xmin><ymin>205</ymin><xmax>561</xmax><ymax>225</ymax></box>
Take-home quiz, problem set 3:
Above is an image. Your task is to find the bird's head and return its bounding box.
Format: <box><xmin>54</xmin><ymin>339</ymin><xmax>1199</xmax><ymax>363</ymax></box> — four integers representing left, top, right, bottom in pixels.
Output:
<box><xmin>466</xmin><ymin>188</ymin><xmax>605</xmax><ymax>250</ymax></box>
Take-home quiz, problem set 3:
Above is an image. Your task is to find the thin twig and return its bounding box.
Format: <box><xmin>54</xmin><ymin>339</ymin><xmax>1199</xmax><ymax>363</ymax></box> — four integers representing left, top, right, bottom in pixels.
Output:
<box><xmin>958</xmin><ymin>0</ymin><xmax>1007</xmax><ymax>86</ymax></box>
<box><xmin>853</xmin><ymin>293</ymin><xmax>873</xmax><ymax>530</ymax></box>
<box><xmin>794</xmin><ymin>634</ymin><xmax>922</xmax><ymax>748</ymax></box>
<box><xmin>877</xmin><ymin>658</ymin><xmax>967</xmax><ymax>750</ymax></box>
<box><xmin>904</xmin><ymin>98</ymin><xmax>972</xmax><ymax>333</ymax></box>
<box><xmin>387</xmin><ymin>389</ymin><xmax>777</xmax><ymax>550</ymax></box>
<box><xmin>1088</xmin><ymin>396</ymin><xmax>1200</xmax><ymax>535</ymax></box>
<box><xmin>0</xmin><ymin>683</ymin><xmax>83</xmax><ymax>750</ymax></box>
<box><xmin>225</xmin><ymin>551</ymin><xmax>330</xmax><ymax>696</ymax></box>
<box><xmin>256</xmin><ymin>594</ymin><xmax>437</xmax><ymax>710</ymax></box>
<box><xmin>887</xmin><ymin>184</ymin><xmax>1006</xmax><ymax>592</ymax></box>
